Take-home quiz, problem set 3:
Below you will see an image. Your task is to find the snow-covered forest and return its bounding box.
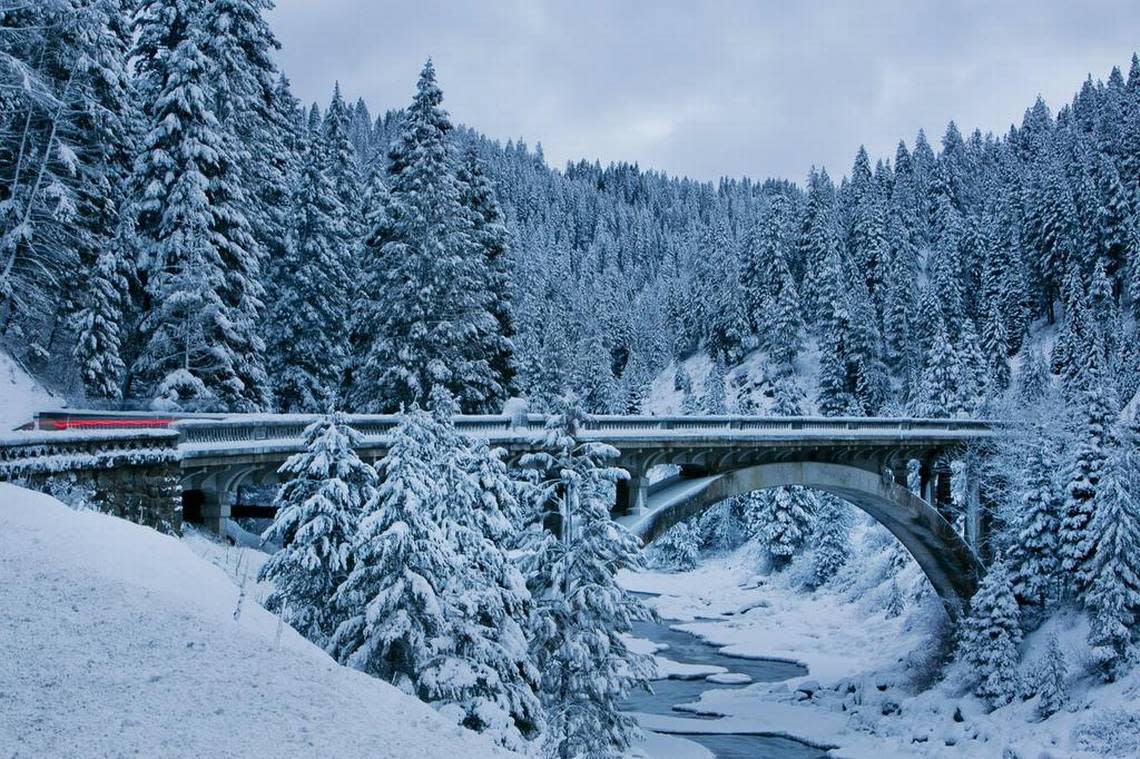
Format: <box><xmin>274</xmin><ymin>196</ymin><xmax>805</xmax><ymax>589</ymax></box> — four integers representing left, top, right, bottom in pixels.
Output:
<box><xmin>3</xmin><ymin>1</ymin><xmax>1140</xmax><ymax>757</ymax></box>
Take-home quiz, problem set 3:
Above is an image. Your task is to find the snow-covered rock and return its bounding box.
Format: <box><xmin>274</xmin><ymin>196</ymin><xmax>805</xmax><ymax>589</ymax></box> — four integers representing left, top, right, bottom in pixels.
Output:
<box><xmin>0</xmin><ymin>484</ymin><xmax>509</xmax><ymax>758</ymax></box>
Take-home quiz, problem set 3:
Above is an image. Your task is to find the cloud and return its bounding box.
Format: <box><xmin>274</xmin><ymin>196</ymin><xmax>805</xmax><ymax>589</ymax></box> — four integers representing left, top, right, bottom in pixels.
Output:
<box><xmin>269</xmin><ymin>0</ymin><xmax>1140</xmax><ymax>183</ymax></box>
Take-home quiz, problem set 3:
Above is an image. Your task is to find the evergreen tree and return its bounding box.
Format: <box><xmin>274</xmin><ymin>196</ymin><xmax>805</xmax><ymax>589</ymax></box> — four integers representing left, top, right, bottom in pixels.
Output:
<box><xmin>353</xmin><ymin>61</ymin><xmax>505</xmax><ymax>413</ymax></box>
<box><xmin>331</xmin><ymin>406</ymin><xmax>466</xmax><ymax>703</ymax></box>
<box><xmin>1007</xmin><ymin>424</ymin><xmax>1062</xmax><ymax>607</ymax></box>
<box><xmin>701</xmin><ymin>357</ymin><xmax>727</xmax><ymax>414</ymax></box>
<box><xmin>1034</xmin><ymin>634</ymin><xmax>1067</xmax><ymax>720</ymax></box>
<box><xmin>73</xmin><ymin>245</ymin><xmax>129</xmax><ymax>400</ymax></box>
<box><xmin>259</xmin><ymin>413</ymin><xmax>377</xmax><ymax>647</ymax></box>
<box><xmin>332</xmin><ymin>398</ymin><xmax>541</xmax><ymax>749</ymax></box>
<box><xmin>957</xmin><ymin>561</ymin><xmax>1022</xmax><ymax>709</ymax></box>
<box><xmin>754</xmin><ymin>487</ymin><xmax>816</xmax><ymax>569</ymax></box>
<box><xmin>458</xmin><ymin>146</ymin><xmax>516</xmax><ymax>396</ymax></box>
<box><xmin>1085</xmin><ymin>415</ymin><xmax>1140</xmax><ymax>682</ymax></box>
<box><xmin>1016</xmin><ymin>344</ymin><xmax>1051</xmax><ymax>406</ymax></box>
<box><xmin>519</xmin><ymin>402</ymin><xmax>653</xmax><ymax>758</ymax></box>
<box><xmin>267</xmin><ymin>122</ymin><xmax>350</xmax><ymax>411</ymax></box>
<box><xmin>649</xmin><ymin>520</ymin><xmax>702</xmax><ymax>571</ymax></box>
<box><xmin>128</xmin><ymin>0</ymin><xmax>269</xmax><ymax>410</ymax></box>
<box><xmin>914</xmin><ymin>313</ymin><xmax>957</xmax><ymax>417</ymax></box>
<box><xmin>809</xmin><ymin>496</ymin><xmax>851</xmax><ymax>587</ymax></box>
<box><xmin>1059</xmin><ymin>362</ymin><xmax>1119</xmax><ymax>594</ymax></box>
<box><xmin>765</xmin><ymin>248</ymin><xmax>805</xmax><ymax>370</ymax></box>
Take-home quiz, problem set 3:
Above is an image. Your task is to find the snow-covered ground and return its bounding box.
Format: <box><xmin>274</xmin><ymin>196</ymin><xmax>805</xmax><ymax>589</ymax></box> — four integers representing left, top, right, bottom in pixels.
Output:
<box><xmin>0</xmin><ymin>484</ymin><xmax>509</xmax><ymax>758</ymax></box>
<box><xmin>621</xmin><ymin>538</ymin><xmax>1140</xmax><ymax>758</ymax></box>
<box><xmin>0</xmin><ymin>349</ymin><xmax>58</xmax><ymax>431</ymax></box>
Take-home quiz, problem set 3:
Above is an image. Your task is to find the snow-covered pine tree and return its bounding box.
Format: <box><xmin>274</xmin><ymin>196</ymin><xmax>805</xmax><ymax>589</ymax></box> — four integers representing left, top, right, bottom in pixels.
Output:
<box><xmin>765</xmin><ymin>247</ymin><xmax>805</xmax><ymax>371</ymax></box>
<box><xmin>1016</xmin><ymin>344</ymin><xmax>1051</xmax><ymax>407</ymax></box>
<box><xmin>352</xmin><ymin>61</ymin><xmax>505</xmax><ymax>413</ymax></box>
<box><xmin>64</xmin><ymin>0</ymin><xmax>139</xmax><ymax>401</ymax></box>
<box><xmin>815</xmin><ymin>238</ymin><xmax>854</xmax><ymax>416</ymax></box>
<box><xmin>331</xmin><ymin>406</ymin><xmax>464</xmax><ymax>697</ymax></box>
<box><xmin>649</xmin><ymin>520</ymin><xmax>702</xmax><ymax>571</ymax></box>
<box><xmin>913</xmin><ymin>312</ymin><xmax>957</xmax><ymax>418</ymax></box>
<box><xmin>958</xmin><ymin>560</ymin><xmax>1022</xmax><ymax>709</ymax></box>
<box><xmin>458</xmin><ymin>146</ymin><xmax>516</xmax><ymax>397</ymax></box>
<box><xmin>698</xmin><ymin>499</ymin><xmax>744</xmax><ymax>551</ymax></box>
<box><xmin>332</xmin><ymin>397</ymin><xmax>541</xmax><ymax>749</ymax></box>
<box><xmin>1059</xmin><ymin>358</ymin><xmax>1119</xmax><ymax>596</ymax></box>
<box><xmin>809</xmin><ymin>495</ymin><xmax>851</xmax><ymax>587</ymax></box>
<box><xmin>754</xmin><ymin>487</ymin><xmax>816</xmax><ymax>569</ymax></box>
<box><xmin>1033</xmin><ymin>634</ymin><xmax>1067</xmax><ymax>720</ymax></box>
<box><xmin>701</xmin><ymin>357</ymin><xmax>727</xmax><ymax>414</ymax></box>
<box><xmin>429</xmin><ymin>392</ymin><xmax>542</xmax><ymax>749</ymax></box>
<box><xmin>519</xmin><ymin>400</ymin><xmax>654</xmax><ymax>758</ymax></box>
<box><xmin>259</xmin><ymin>413</ymin><xmax>377</xmax><ymax>647</ymax></box>
<box><xmin>266</xmin><ymin>119</ymin><xmax>349</xmax><ymax>412</ymax></box>
<box><xmin>128</xmin><ymin>0</ymin><xmax>269</xmax><ymax>411</ymax></box>
<box><xmin>73</xmin><ymin>244</ymin><xmax>129</xmax><ymax>400</ymax></box>
<box><xmin>1084</xmin><ymin>414</ymin><xmax>1140</xmax><ymax>682</ymax></box>
<box><xmin>320</xmin><ymin>82</ymin><xmax>364</xmax><ymax>304</ymax></box>
<box><xmin>1007</xmin><ymin>424</ymin><xmax>1062</xmax><ymax>607</ymax></box>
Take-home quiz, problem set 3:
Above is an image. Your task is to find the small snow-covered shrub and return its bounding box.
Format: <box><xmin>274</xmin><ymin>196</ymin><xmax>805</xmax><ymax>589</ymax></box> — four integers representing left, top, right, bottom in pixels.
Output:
<box><xmin>1071</xmin><ymin>709</ymin><xmax>1140</xmax><ymax>756</ymax></box>
<box><xmin>1031</xmin><ymin>634</ymin><xmax>1067</xmax><ymax>720</ymax></box>
<box><xmin>37</xmin><ymin>475</ymin><xmax>97</xmax><ymax>512</ymax></box>
<box><xmin>648</xmin><ymin>520</ymin><xmax>701</xmax><ymax>571</ymax></box>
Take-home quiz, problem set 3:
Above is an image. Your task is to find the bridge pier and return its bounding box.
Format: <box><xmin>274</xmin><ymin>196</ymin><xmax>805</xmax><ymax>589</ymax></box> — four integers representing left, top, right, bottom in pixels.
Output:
<box><xmin>193</xmin><ymin>489</ymin><xmax>232</xmax><ymax>534</ymax></box>
<box><xmin>614</xmin><ymin>471</ymin><xmax>648</xmax><ymax>517</ymax></box>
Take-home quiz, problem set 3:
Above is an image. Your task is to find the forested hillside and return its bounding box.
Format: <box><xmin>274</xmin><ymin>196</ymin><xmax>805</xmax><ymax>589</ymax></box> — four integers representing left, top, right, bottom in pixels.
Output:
<box><xmin>3</xmin><ymin>1</ymin><xmax>1138</xmax><ymax>419</ymax></box>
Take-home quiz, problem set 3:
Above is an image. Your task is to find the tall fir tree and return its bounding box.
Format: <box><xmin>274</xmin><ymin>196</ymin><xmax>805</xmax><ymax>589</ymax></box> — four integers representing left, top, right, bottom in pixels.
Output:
<box><xmin>1085</xmin><ymin>415</ymin><xmax>1140</xmax><ymax>682</ymax></box>
<box><xmin>259</xmin><ymin>413</ymin><xmax>377</xmax><ymax>647</ymax></box>
<box><xmin>957</xmin><ymin>561</ymin><xmax>1022</xmax><ymax>708</ymax></box>
<box><xmin>519</xmin><ymin>401</ymin><xmax>654</xmax><ymax>758</ymax></box>
<box><xmin>266</xmin><ymin>121</ymin><xmax>350</xmax><ymax>412</ymax></box>
<box><xmin>1059</xmin><ymin>358</ymin><xmax>1119</xmax><ymax>595</ymax></box>
<box><xmin>352</xmin><ymin>61</ymin><xmax>505</xmax><ymax>413</ymax></box>
<box><xmin>128</xmin><ymin>0</ymin><xmax>269</xmax><ymax>410</ymax></box>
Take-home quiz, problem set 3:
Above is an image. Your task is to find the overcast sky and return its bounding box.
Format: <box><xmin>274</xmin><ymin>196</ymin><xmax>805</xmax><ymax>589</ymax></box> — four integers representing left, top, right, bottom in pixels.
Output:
<box><xmin>268</xmin><ymin>0</ymin><xmax>1140</xmax><ymax>184</ymax></box>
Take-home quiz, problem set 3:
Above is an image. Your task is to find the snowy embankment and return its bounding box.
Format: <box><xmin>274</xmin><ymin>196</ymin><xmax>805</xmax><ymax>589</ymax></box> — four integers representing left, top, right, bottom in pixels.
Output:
<box><xmin>0</xmin><ymin>484</ymin><xmax>509</xmax><ymax>758</ymax></box>
<box><xmin>0</xmin><ymin>350</ymin><xmax>58</xmax><ymax>431</ymax></box>
<box><xmin>622</xmin><ymin>540</ymin><xmax>1140</xmax><ymax>758</ymax></box>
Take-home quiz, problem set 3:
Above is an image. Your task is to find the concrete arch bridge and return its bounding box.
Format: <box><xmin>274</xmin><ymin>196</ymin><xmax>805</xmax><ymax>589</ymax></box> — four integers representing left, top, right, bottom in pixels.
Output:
<box><xmin>3</xmin><ymin>412</ymin><xmax>1001</xmax><ymax>619</ymax></box>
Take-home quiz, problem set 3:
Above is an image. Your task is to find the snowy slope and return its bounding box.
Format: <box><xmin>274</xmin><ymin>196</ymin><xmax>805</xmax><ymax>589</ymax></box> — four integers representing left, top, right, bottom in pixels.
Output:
<box><xmin>0</xmin><ymin>484</ymin><xmax>510</xmax><ymax>759</ymax></box>
<box><xmin>0</xmin><ymin>350</ymin><xmax>58</xmax><ymax>430</ymax></box>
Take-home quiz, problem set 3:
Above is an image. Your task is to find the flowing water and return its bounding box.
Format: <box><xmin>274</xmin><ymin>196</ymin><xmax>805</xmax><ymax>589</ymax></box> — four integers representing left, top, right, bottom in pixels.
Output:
<box><xmin>624</xmin><ymin>609</ymin><xmax>830</xmax><ymax>758</ymax></box>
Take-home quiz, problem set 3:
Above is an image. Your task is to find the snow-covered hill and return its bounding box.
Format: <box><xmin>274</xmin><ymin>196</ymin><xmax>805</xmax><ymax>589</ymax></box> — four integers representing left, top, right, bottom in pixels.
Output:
<box><xmin>0</xmin><ymin>350</ymin><xmax>58</xmax><ymax>431</ymax></box>
<box><xmin>0</xmin><ymin>484</ymin><xmax>509</xmax><ymax>759</ymax></box>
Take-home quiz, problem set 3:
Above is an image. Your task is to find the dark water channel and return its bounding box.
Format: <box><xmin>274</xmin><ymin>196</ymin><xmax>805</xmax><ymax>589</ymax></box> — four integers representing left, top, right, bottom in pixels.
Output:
<box><xmin>624</xmin><ymin>602</ymin><xmax>829</xmax><ymax>758</ymax></box>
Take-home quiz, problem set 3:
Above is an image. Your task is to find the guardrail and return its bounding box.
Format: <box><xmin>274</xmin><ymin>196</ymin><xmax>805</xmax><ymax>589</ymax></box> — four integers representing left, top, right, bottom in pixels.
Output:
<box><xmin>0</xmin><ymin>429</ymin><xmax>179</xmax><ymax>478</ymax></box>
<box><xmin>173</xmin><ymin>413</ymin><xmax>999</xmax><ymax>445</ymax></box>
<box><xmin>8</xmin><ymin>412</ymin><xmax>1002</xmax><ymax>472</ymax></box>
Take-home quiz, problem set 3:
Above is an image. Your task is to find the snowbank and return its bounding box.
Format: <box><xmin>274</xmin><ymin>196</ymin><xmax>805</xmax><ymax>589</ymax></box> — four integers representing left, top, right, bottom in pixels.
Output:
<box><xmin>0</xmin><ymin>484</ymin><xmax>509</xmax><ymax>758</ymax></box>
<box><xmin>0</xmin><ymin>350</ymin><xmax>57</xmax><ymax>430</ymax></box>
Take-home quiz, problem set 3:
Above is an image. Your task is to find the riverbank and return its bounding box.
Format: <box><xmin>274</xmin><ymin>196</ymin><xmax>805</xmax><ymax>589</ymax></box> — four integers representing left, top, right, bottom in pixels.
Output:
<box><xmin>623</xmin><ymin>532</ymin><xmax>1140</xmax><ymax>758</ymax></box>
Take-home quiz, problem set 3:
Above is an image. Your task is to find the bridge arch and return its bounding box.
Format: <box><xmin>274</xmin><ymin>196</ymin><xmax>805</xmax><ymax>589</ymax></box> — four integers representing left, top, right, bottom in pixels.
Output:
<box><xmin>630</xmin><ymin>461</ymin><xmax>981</xmax><ymax>620</ymax></box>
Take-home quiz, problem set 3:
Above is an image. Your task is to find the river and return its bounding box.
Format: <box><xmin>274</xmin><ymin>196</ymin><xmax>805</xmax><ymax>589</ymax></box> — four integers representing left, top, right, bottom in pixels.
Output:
<box><xmin>624</xmin><ymin>612</ymin><xmax>830</xmax><ymax>758</ymax></box>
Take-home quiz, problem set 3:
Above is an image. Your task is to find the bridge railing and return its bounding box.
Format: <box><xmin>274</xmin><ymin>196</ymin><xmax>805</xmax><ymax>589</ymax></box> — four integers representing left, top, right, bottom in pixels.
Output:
<box><xmin>0</xmin><ymin>429</ymin><xmax>179</xmax><ymax>478</ymax></box>
<box><xmin>171</xmin><ymin>413</ymin><xmax>999</xmax><ymax>449</ymax></box>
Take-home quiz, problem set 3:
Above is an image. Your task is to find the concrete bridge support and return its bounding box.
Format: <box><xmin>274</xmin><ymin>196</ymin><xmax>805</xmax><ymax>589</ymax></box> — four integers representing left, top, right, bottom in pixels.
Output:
<box><xmin>613</xmin><ymin>471</ymin><xmax>649</xmax><ymax>517</ymax></box>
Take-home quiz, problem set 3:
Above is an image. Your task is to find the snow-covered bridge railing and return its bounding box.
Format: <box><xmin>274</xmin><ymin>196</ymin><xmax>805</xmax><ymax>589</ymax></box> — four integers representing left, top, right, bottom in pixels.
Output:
<box><xmin>0</xmin><ymin>428</ymin><xmax>178</xmax><ymax>478</ymax></box>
